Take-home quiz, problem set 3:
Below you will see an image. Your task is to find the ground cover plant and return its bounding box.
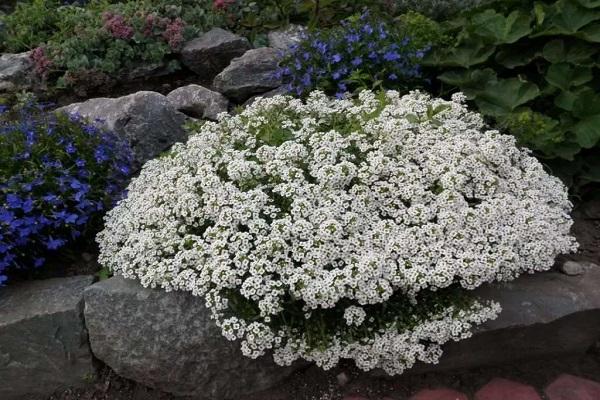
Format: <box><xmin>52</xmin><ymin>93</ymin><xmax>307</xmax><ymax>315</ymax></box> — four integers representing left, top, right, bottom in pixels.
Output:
<box><xmin>277</xmin><ymin>12</ymin><xmax>447</xmax><ymax>97</ymax></box>
<box><xmin>425</xmin><ymin>0</ymin><xmax>600</xmax><ymax>193</ymax></box>
<box><xmin>98</xmin><ymin>90</ymin><xmax>577</xmax><ymax>374</ymax></box>
<box><xmin>0</xmin><ymin>102</ymin><xmax>132</xmax><ymax>284</ymax></box>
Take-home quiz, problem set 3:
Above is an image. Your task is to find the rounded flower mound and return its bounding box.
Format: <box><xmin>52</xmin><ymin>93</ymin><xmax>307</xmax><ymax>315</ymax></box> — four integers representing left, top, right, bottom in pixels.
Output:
<box><xmin>98</xmin><ymin>90</ymin><xmax>577</xmax><ymax>374</ymax></box>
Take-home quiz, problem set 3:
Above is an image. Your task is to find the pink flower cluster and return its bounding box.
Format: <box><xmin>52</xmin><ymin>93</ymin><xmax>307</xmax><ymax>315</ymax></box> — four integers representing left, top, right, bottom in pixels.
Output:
<box><xmin>163</xmin><ymin>18</ymin><xmax>185</xmax><ymax>50</ymax></box>
<box><xmin>102</xmin><ymin>12</ymin><xmax>134</xmax><ymax>40</ymax></box>
<box><xmin>30</xmin><ymin>47</ymin><xmax>52</xmax><ymax>77</ymax></box>
<box><xmin>213</xmin><ymin>0</ymin><xmax>235</xmax><ymax>10</ymax></box>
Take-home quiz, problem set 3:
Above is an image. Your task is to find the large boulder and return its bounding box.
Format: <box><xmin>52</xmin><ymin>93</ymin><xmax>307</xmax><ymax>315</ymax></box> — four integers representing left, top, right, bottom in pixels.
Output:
<box><xmin>0</xmin><ymin>276</ymin><xmax>95</xmax><ymax>400</ymax></box>
<box><xmin>214</xmin><ymin>47</ymin><xmax>283</xmax><ymax>103</ymax></box>
<box><xmin>181</xmin><ymin>28</ymin><xmax>251</xmax><ymax>79</ymax></box>
<box><xmin>242</xmin><ymin>85</ymin><xmax>289</xmax><ymax>108</ymax></box>
<box><xmin>0</xmin><ymin>51</ymin><xmax>34</xmax><ymax>93</ymax></box>
<box><xmin>83</xmin><ymin>277</ymin><xmax>304</xmax><ymax>399</ymax></box>
<box><xmin>167</xmin><ymin>84</ymin><xmax>229</xmax><ymax>120</ymax></box>
<box><xmin>408</xmin><ymin>268</ymin><xmax>600</xmax><ymax>373</ymax></box>
<box><xmin>57</xmin><ymin>91</ymin><xmax>187</xmax><ymax>168</ymax></box>
<box><xmin>268</xmin><ymin>24</ymin><xmax>307</xmax><ymax>52</ymax></box>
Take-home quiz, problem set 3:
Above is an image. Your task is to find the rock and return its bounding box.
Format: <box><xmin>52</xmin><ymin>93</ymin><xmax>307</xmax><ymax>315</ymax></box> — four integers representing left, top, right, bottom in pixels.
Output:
<box><xmin>545</xmin><ymin>374</ymin><xmax>600</xmax><ymax>400</ymax></box>
<box><xmin>167</xmin><ymin>84</ymin><xmax>229</xmax><ymax>120</ymax></box>
<box><xmin>0</xmin><ymin>276</ymin><xmax>95</xmax><ymax>400</ymax></box>
<box><xmin>242</xmin><ymin>85</ymin><xmax>289</xmax><ymax>108</ymax></box>
<box><xmin>559</xmin><ymin>260</ymin><xmax>596</xmax><ymax>276</ymax></box>
<box><xmin>336</xmin><ymin>372</ymin><xmax>350</xmax><ymax>387</ymax></box>
<box><xmin>410</xmin><ymin>388</ymin><xmax>469</xmax><ymax>400</ymax></box>
<box><xmin>83</xmin><ymin>276</ymin><xmax>304</xmax><ymax>399</ymax></box>
<box><xmin>214</xmin><ymin>47</ymin><xmax>282</xmax><ymax>103</ymax></box>
<box><xmin>268</xmin><ymin>24</ymin><xmax>307</xmax><ymax>51</ymax></box>
<box><xmin>0</xmin><ymin>51</ymin><xmax>33</xmax><ymax>93</ymax></box>
<box><xmin>475</xmin><ymin>378</ymin><xmax>541</xmax><ymax>400</ymax></box>
<box><xmin>57</xmin><ymin>91</ymin><xmax>187</xmax><ymax>168</ymax></box>
<box><xmin>181</xmin><ymin>28</ymin><xmax>251</xmax><ymax>79</ymax></box>
<box><xmin>400</xmin><ymin>268</ymin><xmax>600</xmax><ymax>374</ymax></box>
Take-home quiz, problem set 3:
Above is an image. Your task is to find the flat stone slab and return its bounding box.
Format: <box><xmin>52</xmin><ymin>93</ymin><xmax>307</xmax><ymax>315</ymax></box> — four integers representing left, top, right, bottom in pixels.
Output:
<box><xmin>84</xmin><ymin>276</ymin><xmax>304</xmax><ymax>399</ymax></box>
<box><xmin>410</xmin><ymin>268</ymin><xmax>600</xmax><ymax>373</ymax></box>
<box><xmin>0</xmin><ymin>276</ymin><xmax>95</xmax><ymax>400</ymax></box>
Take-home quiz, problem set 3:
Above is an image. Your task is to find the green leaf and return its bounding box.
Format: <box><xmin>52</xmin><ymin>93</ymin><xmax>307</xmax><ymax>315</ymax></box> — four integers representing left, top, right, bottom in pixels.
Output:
<box><xmin>426</xmin><ymin>41</ymin><xmax>496</xmax><ymax>68</ymax></box>
<box><xmin>555</xmin><ymin>90</ymin><xmax>580</xmax><ymax>111</ymax></box>
<box><xmin>542</xmin><ymin>39</ymin><xmax>597</xmax><ymax>64</ymax></box>
<box><xmin>437</xmin><ymin>68</ymin><xmax>497</xmax><ymax>98</ymax></box>
<box><xmin>533</xmin><ymin>0</ymin><xmax>600</xmax><ymax>36</ymax></box>
<box><xmin>573</xmin><ymin>115</ymin><xmax>600</xmax><ymax>148</ymax></box>
<box><xmin>576</xmin><ymin>22</ymin><xmax>600</xmax><ymax>41</ymax></box>
<box><xmin>572</xmin><ymin>89</ymin><xmax>600</xmax><ymax>118</ymax></box>
<box><xmin>474</xmin><ymin>78</ymin><xmax>541</xmax><ymax>117</ymax></box>
<box><xmin>470</xmin><ymin>9</ymin><xmax>532</xmax><ymax>44</ymax></box>
<box><xmin>545</xmin><ymin>63</ymin><xmax>593</xmax><ymax>91</ymax></box>
<box><xmin>495</xmin><ymin>45</ymin><xmax>539</xmax><ymax>68</ymax></box>
<box><xmin>575</xmin><ymin>0</ymin><xmax>600</xmax><ymax>8</ymax></box>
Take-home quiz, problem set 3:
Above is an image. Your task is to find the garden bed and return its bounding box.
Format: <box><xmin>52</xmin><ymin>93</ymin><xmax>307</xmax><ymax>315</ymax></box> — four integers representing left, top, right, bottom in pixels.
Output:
<box><xmin>2</xmin><ymin>1</ymin><xmax>600</xmax><ymax>399</ymax></box>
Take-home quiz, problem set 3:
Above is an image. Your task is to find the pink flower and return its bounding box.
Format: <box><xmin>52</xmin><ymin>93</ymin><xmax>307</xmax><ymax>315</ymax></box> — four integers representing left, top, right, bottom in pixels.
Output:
<box><xmin>163</xmin><ymin>18</ymin><xmax>185</xmax><ymax>50</ymax></box>
<box><xmin>30</xmin><ymin>47</ymin><xmax>52</xmax><ymax>77</ymax></box>
<box><xmin>102</xmin><ymin>12</ymin><xmax>134</xmax><ymax>40</ymax></box>
<box><xmin>213</xmin><ymin>0</ymin><xmax>234</xmax><ymax>10</ymax></box>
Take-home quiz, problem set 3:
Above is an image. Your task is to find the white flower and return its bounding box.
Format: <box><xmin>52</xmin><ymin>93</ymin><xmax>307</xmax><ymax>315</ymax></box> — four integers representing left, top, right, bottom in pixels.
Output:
<box><xmin>97</xmin><ymin>90</ymin><xmax>577</xmax><ymax>374</ymax></box>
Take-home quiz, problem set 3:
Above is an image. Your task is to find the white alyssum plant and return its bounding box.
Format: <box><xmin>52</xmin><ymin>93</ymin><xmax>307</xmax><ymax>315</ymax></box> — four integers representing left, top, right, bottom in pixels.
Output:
<box><xmin>97</xmin><ymin>90</ymin><xmax>577</xmax><ymax>374</ymax></box>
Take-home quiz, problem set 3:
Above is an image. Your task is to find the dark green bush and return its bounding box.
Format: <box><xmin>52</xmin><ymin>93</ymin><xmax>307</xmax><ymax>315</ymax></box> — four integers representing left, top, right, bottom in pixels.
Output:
<box><xmin>425</xmin><ymin>0</ymin><xmax>600</xmax><ymax>192</ymax></box>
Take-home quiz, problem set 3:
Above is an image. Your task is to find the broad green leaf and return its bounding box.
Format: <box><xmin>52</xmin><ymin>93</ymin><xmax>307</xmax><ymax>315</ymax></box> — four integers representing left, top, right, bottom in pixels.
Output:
<box><xmin>545</xmin><ymin>63</ymin><xmax>593</xmax><ymax>91</ymax></box>
<box><xmin>542</xmin><ymin>39</ymin><xmax>597</xmax><ymax>64</ymax></box>
<box><xmin>555</xmin><ymin>90</ymin><xmax>579</xmax><ymax>111</ymax></box>
<box><xmin>533</xmin><ymin>0</ymin><xmax>600</xmax><ymax>36</ymax></box>
<box><xmin>495</xmin><ymin>45</ymin><xmax>539</xmax><ymax>68</ymax></box>
<box><xmin>470</xmin><ymin>9</ymin><xmax>532</xmax><ymax>44</ymax></box>
<box><xmin>576</xmin><ymin>22</ymin><xmax>600</xmax><ymax>42</ymax></box>
<box><xmin>425</xmin><ymin>41</ymin><xmax>496</xmax><ymax>68</ymax></box>
<box><xmin>572</xmin><ymin>89</ymin><xmax>600</xmax><ymax>118</ymax></box>
<box><xmin>437</xmin><ymin>69</ymin><xmax>497</xmax><ymax>98</ymax></box>
<box><xmin>474</xmin><ymin>78</ymin><xmax>540</xmax><ymax>117</ymax></box>
<box><xmin>573</xmin><ymin>115</ymin><xmax>600</xmax><ymax>148</ymax></box>
<box><xmin>575</xmin><ymin>0</ymin><xmax>600</xmax><ymax>8</ymax></box>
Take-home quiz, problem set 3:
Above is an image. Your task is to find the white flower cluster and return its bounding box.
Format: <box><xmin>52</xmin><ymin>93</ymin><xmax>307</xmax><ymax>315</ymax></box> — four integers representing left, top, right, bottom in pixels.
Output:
<box><xmin>97</xmin><ymin>90</ymin><xmax>577</xmax><ymax>374</ymax></box>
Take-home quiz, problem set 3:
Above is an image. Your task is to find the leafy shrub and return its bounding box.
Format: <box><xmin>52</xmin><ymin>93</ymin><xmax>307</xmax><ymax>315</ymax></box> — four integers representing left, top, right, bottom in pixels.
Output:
<box><xmin>425</xmin><ymin>0</ymin><xmax>600</xmax><ymax>191</ymax></box>
<box><xmin>97</xmin><ymin>90</ymin><xmax>576</xmax><ymax>373</ymax></box>
<box><xmin>0</xmin><ymin>102</ymin><xmax>132</xmax><ymax>284</ymax></box>
<box><xmin>277</xmin><ymin>13</ymin><xmax>436</xmax><ymax>97</ymax></box>
<box><xmin>0</xmin><ymin>0</ymin><xmax>64</xmax><ymax>52</ymax></box>
<box><xmin>33</xmin><ymin>0</ymin><xmax>207</xmax><ymax>89</ymax></box>
<box><xmin>393</xmin><ymin>0</ymin><xmax>495</xmax><ymax>19</ymax></box>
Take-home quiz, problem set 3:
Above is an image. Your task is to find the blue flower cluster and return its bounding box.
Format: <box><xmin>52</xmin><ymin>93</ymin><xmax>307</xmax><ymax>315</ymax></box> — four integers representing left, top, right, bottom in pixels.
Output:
<box><xmin>0</xmin><ymin>103</ymin><xmax>132</xmax><ymax>284</ymax></box>
<box><xmin>276</xmin><ymin>13</ymin><xmax>429</xmax><ymax>98</ymax></box>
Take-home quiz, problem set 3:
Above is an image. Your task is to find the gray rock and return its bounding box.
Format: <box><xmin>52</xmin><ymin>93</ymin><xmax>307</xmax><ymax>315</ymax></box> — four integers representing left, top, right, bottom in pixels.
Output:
<box><xmin>0</xmin><ymin>276</ymin><xmax>95</xmax><ymax>400</ymax></box>
<box><xmin>214</xmin><ymin>47</ymin><xmax>283</xmax><ymax>103</ymax></box>
<box><xmin>0</xmin><ymin>51</ymin><xmax>33</xmax><ymax>93</ymax></box>
<box><xmin>405</xmin><ymin>268</ymin><xmax>600</xmax><ymax>374</ymax></box>
<box><xmin>84</xmin><ymin>277</ymin><xmax>304</xmax><ymax>399</ymax></box>
<box><xmin>181</xmin><ymin>28</ymin><xmax>251</xmax><ymax>79</ymax></box>
<box><xmin>559</xmin><ymin>260</ymin><xmax>596</xmax><ymax>276</ymax></box>
<box><xmin>268</xmin><ymin>25</ymin><xmax>307</xmax><ymax>52</ymax></box>
<box><xmin>167</xmin><ymin>84</ymin><xmax>229</xmax><ymax>120</ymax></box>
<box><xmin>57</xmin><ymin>91</ymin><xmax>187</xmax><ymax>168</ymax></box>
<box><xmin>242</xmin><ymin>85</ymin><xmax>289</xmax><ymax>108</ymax></box>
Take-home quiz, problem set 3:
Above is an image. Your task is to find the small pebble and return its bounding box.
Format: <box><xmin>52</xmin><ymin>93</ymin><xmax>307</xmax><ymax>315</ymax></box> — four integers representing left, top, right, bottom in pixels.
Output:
<box><xmin>337</xmin><ymin>372</ymin><xmax>350</xmax><ymax>387</ymax></box>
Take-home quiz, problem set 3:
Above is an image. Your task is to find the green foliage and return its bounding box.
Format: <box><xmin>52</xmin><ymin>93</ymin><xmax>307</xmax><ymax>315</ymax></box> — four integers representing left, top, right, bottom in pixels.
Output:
<box><xmin>427</xmin><ymin>0</ymin><xmax>600</xmax><ymax>193</ymax></box>
<box><xmin>0</xmin><ymin>0</ymin><xmax>64</xmax><ymax>52</ymax></box>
